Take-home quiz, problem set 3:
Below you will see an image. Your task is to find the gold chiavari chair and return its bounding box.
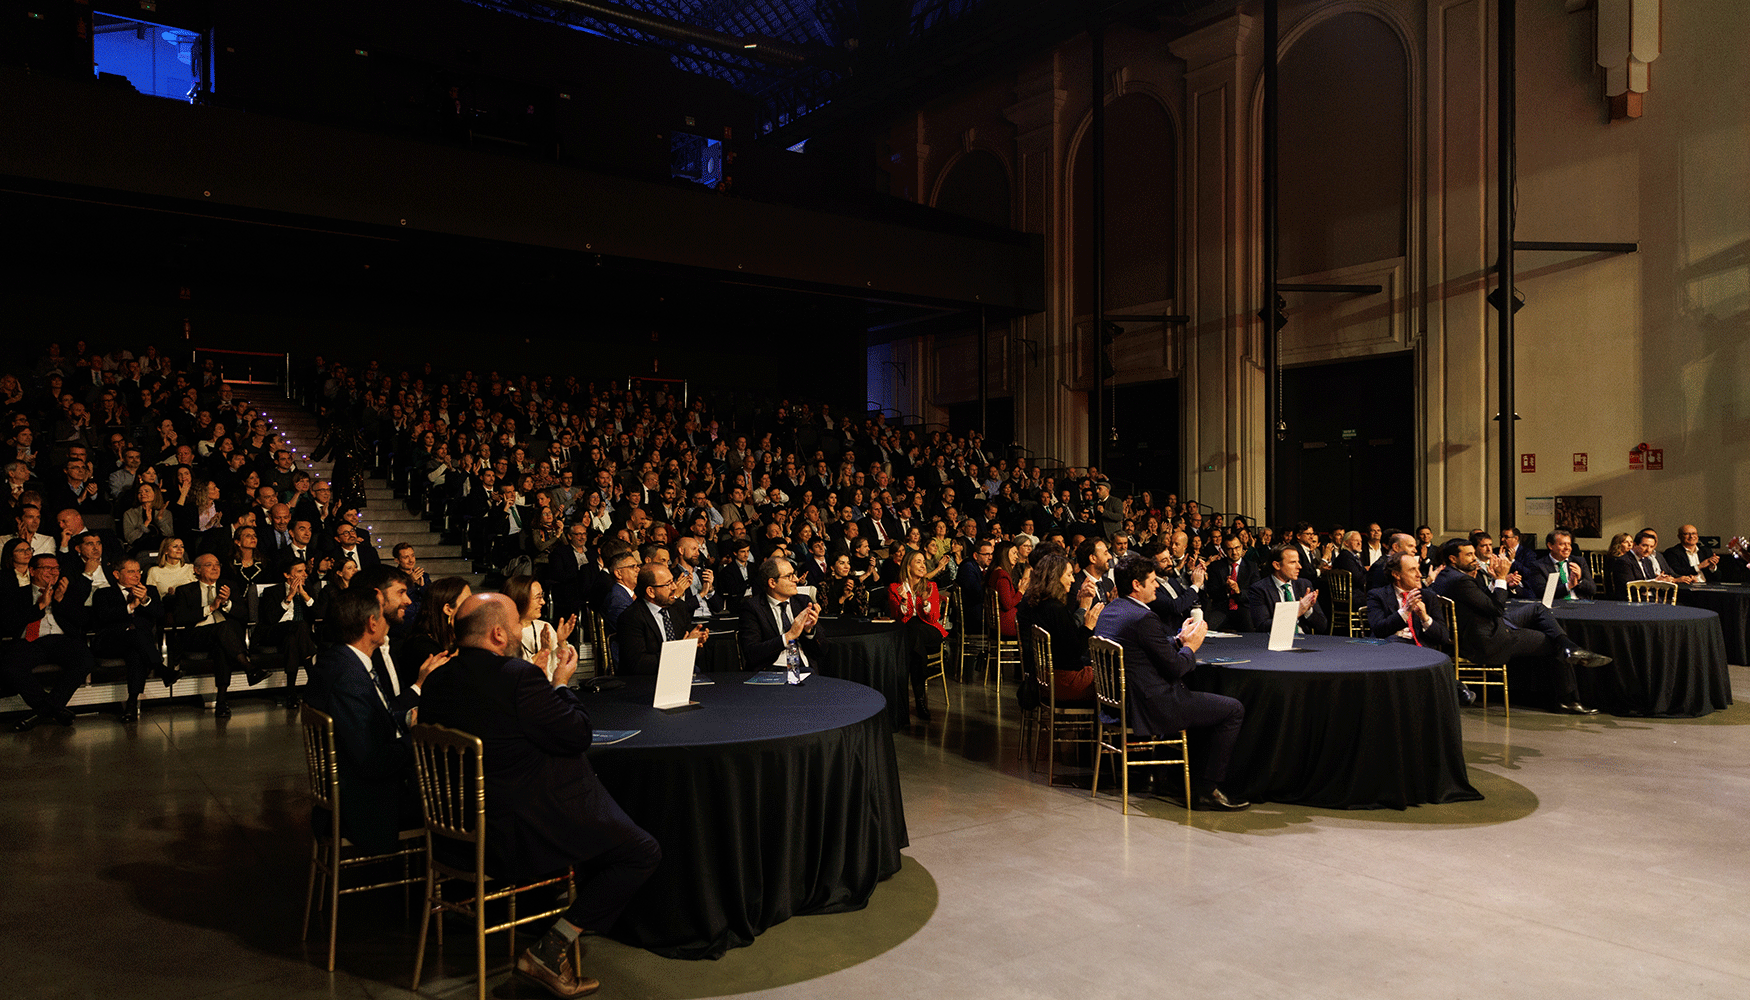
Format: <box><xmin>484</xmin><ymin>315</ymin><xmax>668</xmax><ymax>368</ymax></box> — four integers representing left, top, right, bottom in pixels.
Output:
<box><xmin>299</xmin><ymin>706</ymin><xmax>424</xmax><ymax>972</ymax></box>
<box><xmin>1435</xmin><ymin>595</ymin><xmax>1508</xmax><ymax>716</ymax></box>
<box><xmin>1625</xmin><ymin>580</ymin><xmax>1677</xmax><ymax>605</ymax></box>
<box><xmin>1088</xmin><ymin>636</ymin><xmax>1191</xmax><ymax>814</ymax></box>
<box><xmin>984</xmin><ymin>592</ymin><xmax>1020</xmax><ymax>687</ymax></box>
<box><xmin>1319</xmin><ymin>568</ymin><xmax>1364</xmax><ymax>637</ymax></box>
<box><xmin>1028</xmin><ymin>624</ymin><xmax>1097</xmax><ymax>786</ymax></box>
<box><xmin>409</xmin><ymin>725</ymin><xmax>579</xmax><ymax>1000</ymax></box>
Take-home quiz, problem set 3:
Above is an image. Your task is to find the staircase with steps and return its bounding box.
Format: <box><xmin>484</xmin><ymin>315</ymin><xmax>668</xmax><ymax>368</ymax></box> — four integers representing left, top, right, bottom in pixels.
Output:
<box><xmin>263</xmin><ymin>404</ymin><xmax>483</xmax><ymax>589</ymax></box>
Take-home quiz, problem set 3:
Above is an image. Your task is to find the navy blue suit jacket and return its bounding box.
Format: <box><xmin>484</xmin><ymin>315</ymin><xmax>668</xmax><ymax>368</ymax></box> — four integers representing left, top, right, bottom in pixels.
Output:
<box><xmin>303</xmin><ymin>642</ymin><xmax>414</xmax><ymax>854</ymax></box>
<box><xmin>1092</xmin><ymin>597</ymin><xmax>1199</xmax><ymax>738</ymax></box>
<box><xmin>1364</xmin><ymin>585</ymin><xmax>1453</xmax><ymax>648</ymax></box>
<box><xmin>1245</xmin><ymin>575</ymin><xmax>1328</xmax><ymax>634</ymax></box>
<box><xmin>1516</xmin><ymin>551</ymin><xmax>1596</xmax><ymax>601</ymax></box>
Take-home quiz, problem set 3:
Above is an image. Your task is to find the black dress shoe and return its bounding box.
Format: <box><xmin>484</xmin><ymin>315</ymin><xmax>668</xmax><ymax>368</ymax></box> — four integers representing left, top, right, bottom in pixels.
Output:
<box><xmin>1566</xmin><ymin>648</ymin><xmax>1613</xmax><ymax>670</ymax></box>
<box><xmin>913</xmin><ymin>697</ymin><xmax>932</xmax><ymax>724</ymax></box>
<box><xmin>160</xmin><ymin>666</ymin><xmax>183</xmax><ymax>689</ymax></box>
<box><xmin>243</xmin><ymin>657</ymin><xmax>268</xmax><ymax>687</ymax></box>
<box><xmin>1557</xmin><ymin>701</ymin><xmax>1600</xmax><ymax>715</ymax></box>
<box><xmin>11</xmin><ymin>713</ymin><xmax>46</xmax><ymax>733</ymax></box>
<box><xmin>52</xmin><ymin>708</ymin><xmax>76</xmax><ymax>726</ymax></box>
<box><xmin>1194</xmin><ymin>788</ymin><xmax>1251</xmax><ymax>811</ymax></box>
<box><xmin>282</xmin><ymin>691</ymin><xmax>301</xmax><ymax>709</ymax></box>
<box><xmin>119</xmin><ymin>699</ymin><xmax>140</xmax><ymax>724</ymax></box>
<box><xmin>1456</xmin><ymin>685</ymin><xmax>1477</xmax><ymax>707</ymax></box>
<box><xmin>214</xmin><ymin>700</ymin><xmax>232</xmax><ymax>719</ymax></box>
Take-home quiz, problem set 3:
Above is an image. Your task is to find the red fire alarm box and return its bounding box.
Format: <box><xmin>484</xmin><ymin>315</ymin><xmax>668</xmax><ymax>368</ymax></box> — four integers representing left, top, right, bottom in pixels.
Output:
<box><xmin>1573</xmin><ymin>453</ymin><xmax>1588</xmax><ymax>472</ymax></box>
<box><xmin>1521</xmin><ymin>453</ymin><xmax>1536</xmax><ymax>473</ymax></box>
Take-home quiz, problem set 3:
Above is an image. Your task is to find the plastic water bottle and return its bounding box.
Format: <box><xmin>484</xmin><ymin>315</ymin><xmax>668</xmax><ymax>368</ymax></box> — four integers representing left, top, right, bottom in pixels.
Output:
<box><xmin>784</xmin><ymin>640</ymin><xmax>803</xmax><ymax>684</ymax></box>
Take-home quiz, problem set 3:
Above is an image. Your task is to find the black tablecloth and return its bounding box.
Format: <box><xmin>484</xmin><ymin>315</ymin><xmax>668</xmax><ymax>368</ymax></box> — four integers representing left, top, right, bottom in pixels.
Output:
<box><xmin>1680</xmin><ymin>586</ymin><xmax>1750</xmax><ymax>665</ymax></box>
<box><xmin>584</xmin><ymin>674</ymin><xmax>907</xmax><ymax>959</ymax></box>
<box><xmin>816</xmin><ymin>618</ymin><xmax>908</xmax><ymax>732</ymax></box>
<box><xmin>1542</xmin><ymin>601</ymin><xmax>1732</xmax><ymax>717</ymax></box>
<box><xmin>1192</xmin><ymin>634</ymin><xmax>1480</xmax><ymax>810</ymax></box>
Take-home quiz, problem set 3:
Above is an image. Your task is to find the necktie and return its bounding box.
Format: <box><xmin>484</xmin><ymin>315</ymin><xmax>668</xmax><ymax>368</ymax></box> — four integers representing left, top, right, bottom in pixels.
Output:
<box><xmin>1229</xmin><ymin>564</ymin><xmax>1240</xmax><ymax>609</ymax></box>
<box><xmin>205</xmin><ymin>583</ymin><xmax>216</xmax><ymax>622</ymax></box>
<box><xmin>1400</xmin><ymin>591</ymin><xmax>1421</xmax><ymax>646</ymax></box>
<box><xmin>1282</xmin><ymin>582</ymin><xmax>1300</xmax><ymax>633</ymax></box>
<box><xmin>1557</xmin><ymin>561</ymin><xmax>1572</xmax><ymax>599</ymax></box>
<box><xmin>372</xmin><ymin>649</ymin><xmax>396</xmax><ymax>704</ymax></box>
<box><xmin>778</xmin><ymin>600</ymin><xmax>793</xmax><ymax>635</ymax></box>
<box><xmin>1641</xmin><ymin>557</ymin><xmax>1654</xmax><ymax>578</ymax></box>
<box><xmin>661</xmin><ymin>607</ymin><xmax>676</xmax><ymax>641</ymax></box>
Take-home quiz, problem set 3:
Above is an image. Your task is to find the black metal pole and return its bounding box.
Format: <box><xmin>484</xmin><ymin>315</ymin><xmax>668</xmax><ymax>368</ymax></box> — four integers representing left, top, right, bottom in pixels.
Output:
<box><xmin>1263</xmin><ymin>0</ymin><xmax>1280</xmax><ymax>526</ymax></box>
<box><xmin>1090</xmin><ymin>25</ymin><xmax>1107</xmax><ymax>474</ymax></box>
<box><xmin>1498</xmin><ymin>0</ymin><xmax>1516</xmax><ymax>531</ymax></box>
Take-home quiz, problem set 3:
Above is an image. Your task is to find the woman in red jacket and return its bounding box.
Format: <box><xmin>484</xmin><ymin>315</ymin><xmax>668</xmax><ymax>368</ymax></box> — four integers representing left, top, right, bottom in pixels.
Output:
<box><xmin>985</xmin><ymin>540</ymin><xmax>1023</xmax><ymax>639</ymax></box>
<box><xmin>887</xmin><ymin>547</ymin><xmax>947</xmax><ymax>723</ymax></box>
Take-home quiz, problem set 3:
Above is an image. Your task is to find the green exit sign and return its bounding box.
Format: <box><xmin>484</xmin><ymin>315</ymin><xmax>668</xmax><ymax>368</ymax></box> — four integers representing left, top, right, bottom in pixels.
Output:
<box><xmin>1204</xmin><ymin>464</ymin><xmax>1216</xmax><ymax>471</ymax></box>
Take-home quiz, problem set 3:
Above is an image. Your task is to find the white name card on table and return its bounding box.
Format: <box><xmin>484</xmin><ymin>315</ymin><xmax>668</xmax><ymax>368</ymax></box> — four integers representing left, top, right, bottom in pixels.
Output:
<box><xmin>1542</xmin><ymin>572</ymin><xmax>1561</xmax><ymax>608</ymax></box>
<box><xmin>1268</xmin><ymin>601</ymin><xmax>1300</xmax><ymax>651</ymax></box>
<box><xmin>652</xmin><ymin>638</ymin><xmax>702</xmax><ymax>712</ymax></box>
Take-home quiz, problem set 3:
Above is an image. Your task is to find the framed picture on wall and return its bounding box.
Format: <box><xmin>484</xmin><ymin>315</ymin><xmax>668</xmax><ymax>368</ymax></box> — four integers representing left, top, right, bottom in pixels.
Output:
<box><xmin>1554</xmin><ymin>495</ymin><xmax>1603</xmax><ymax>539</ymax></box>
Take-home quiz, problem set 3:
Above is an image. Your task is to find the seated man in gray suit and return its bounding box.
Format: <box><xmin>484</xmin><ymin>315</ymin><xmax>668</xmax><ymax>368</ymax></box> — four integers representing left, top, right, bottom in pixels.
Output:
<box><xmin>1092</xmin><ymin>553</ymin><xmax>1247</xmax><ymax>811</ymax></box>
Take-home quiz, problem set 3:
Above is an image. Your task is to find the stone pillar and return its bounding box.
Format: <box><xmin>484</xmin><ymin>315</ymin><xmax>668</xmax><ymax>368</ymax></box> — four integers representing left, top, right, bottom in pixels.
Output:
<box><xmin>1169</xmin><ymin>14</ymin><xmax>1262</xmax><ymax>515</ymax></box>
<box><xmin>1004</xmin><ymin>53</ymin><xmax>1086</xmax><ymax>469</ymax></box>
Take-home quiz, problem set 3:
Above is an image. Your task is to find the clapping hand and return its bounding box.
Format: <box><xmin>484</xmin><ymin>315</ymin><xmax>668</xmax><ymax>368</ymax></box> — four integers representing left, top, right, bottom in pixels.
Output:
<box><xmin>1297</xmin><ymin>587</ymin><xmax>1319</xmax><ymax>618</ymax></box>
<box><xmin>416</xmin><ymin>650</ymin><xmax>454</xmax><ymax>685</ymax></box>
<box><xmin>215</xmin><ymin>584</ymin><xmax>231</xmax><ymax>606</ymax></box>
<box><xmin>1177</xmin><ymin>617</ymin><xmax>1208</xmax><ymax>653</ymax></box>
<box><xmin>555</xmin><ymin>613</ymin><xmax>578</xmax><ymax>646</ymax></box>
<box><xmin>686</xmin><ymin>624</ymin><xmax>709</xmax><ymax>648</ymax></box>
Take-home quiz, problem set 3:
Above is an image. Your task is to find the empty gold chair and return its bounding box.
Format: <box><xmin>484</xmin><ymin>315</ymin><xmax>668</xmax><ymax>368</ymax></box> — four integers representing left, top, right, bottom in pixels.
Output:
<box><xmin>1028</xmin><ymin>625</ymin><xmax>1097</xmax><ymax>786</ymax></box>
<box><xmin>1088</xmin><ymin>636</ymin><xmax>1190</xmax><ymax>814</ymax></box>
<box><xmin>983</xmin><ymin>590</ymin><xmax>1020</xmax><ymax>687</ymax></box>
<box><xmin>409</xmin><ymin>724</ymin><xmax>578</xmax><ymax>1000</ymax></box>
<box><xmin>1436</xmin><ymin>595</ymin><xmax>1508</xmax><ymax>716</ymax></box>
<box><xmin>1625</xmin><ymin>580</ymin><xmax>1677</xmax><ymax>605</ymax></box>
<box><xmin>1319</xmin><ymin>568</ymin><xmax>1364</xmax><ymax>637</ymax></box>
<box><xmin>298</xmin><ymin>706</ymin><xmax>424</xmax><ymax>972</ymax></box>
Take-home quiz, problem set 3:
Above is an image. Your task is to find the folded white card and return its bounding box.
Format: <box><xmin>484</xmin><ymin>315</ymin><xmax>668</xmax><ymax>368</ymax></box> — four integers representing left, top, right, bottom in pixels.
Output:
<box><xmin>1268</xmin><ymin>601</ymin><xmax>1300</xmax><ymax>651</ymax></box>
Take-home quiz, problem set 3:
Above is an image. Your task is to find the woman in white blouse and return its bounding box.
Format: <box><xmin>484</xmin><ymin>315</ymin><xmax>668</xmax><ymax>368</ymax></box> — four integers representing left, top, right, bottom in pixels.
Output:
<box><xmin>505</xmin><ymin>574</ymin><xmax>577</xmax><ymax>680</ymax></box>
<box><xmin>146</xmin><ymin>537</ymin><xmax>195</xmax><ymax>597</ymax></box>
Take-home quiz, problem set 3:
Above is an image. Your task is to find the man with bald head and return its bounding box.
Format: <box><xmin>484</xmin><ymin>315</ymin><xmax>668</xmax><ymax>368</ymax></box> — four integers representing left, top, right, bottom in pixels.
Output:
<box><xmin>168</xmin><ymin>552</ymin><xmax>263</xmax><ymax>717</ymax></box>
<box><xmin>1664</xmin><ymin>525</ymin><xmax>1720</xmax><ymax>585</ymax></box>
<box><xmin>419</xmin><ymin>594</ymin><xmax>660</xmax><ymax>999</ymax></box>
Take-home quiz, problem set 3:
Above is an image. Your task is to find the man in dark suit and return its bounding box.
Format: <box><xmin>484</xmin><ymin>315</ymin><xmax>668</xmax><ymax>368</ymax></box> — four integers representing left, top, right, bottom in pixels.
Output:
<box><xmin>957</xmin><ymin>539</ymin><xmax>992</xmax><ymax>626</ymax></box>
<box><xmin>1246</xmin><ymin>545</ymin><xmax>1328</xmax><ymax>634</ymax></box>
<box><xmin>1288</xmin><ymin>522</ymin><xmax>1324</xmax><ymax>585</ymax></box>
<box><xmin>420</xmin><ymin>594</ymin><xmax>660</xmax><ymax>999</ymax></box>
<box><xmin>328</xmin><ymin>522</ymin><xmax>380</xmax><ymax>571</ymax></box>
<box><xmin>302</xmin><ymin>587</ymin><xmax>423</xmax><ymax>855</ymax></box>
<box><xmin>93</xmin><ymin>556</ymin><xmax>171</xmax><ymax>722</ymax></box>
<box><xmin>1144</xmin><ymin>537</ymin><xmax>1205</xmax><ymax>632</ymax></box>
<box><xmin>1614</xmin><ymin>531</ymin><xmax>1676</xmax><ymax>594</ymax></box>
<box><xmin>258</xmin><ymin>558</ymin><xmax>318</xmax><ymax>707</ymax></box>
<box><xmin>1201</xmin><ymin>535</ymin><xmax>1258</xmax><ymax>632</ymax></box>
<box><xmin>1332</xmin><ymin>530</ymin><xmax>1370</xmax><ymax>597</ymax></box>
<box><xmin>1366</xmin><ymin>532</ymin><xmax>1418</xmax><ymax>591</ymax></box>
<box><xmin>737</xmin><ymin>556</ymin><xmax>825</xmax><ymax>672</ymax></box>
<box><xmin>1428</xmin><ymin>538</ymin><xmax>1611</xmax><ymax>715</ymax></box>
<box><xmin>1516</xmin><ymin>529</ymin><xmax>1596</xmax><ymax>601</ymax></box>
<box><xmin>714</xmin><ymin>537</ymin><xmax>755</xmax><ymax>602</ymax></box>
<box><xmin>1093</xmin><ymin>482</ymin><xmax>1125</xmax><ymax>538</ymax></box>
<box><xmin>168</xmin><ymin>552</ymin><xmax>262</xmax><ymax>718</ymax></box>
<box><xmin>1091</xmin><ymin>553</ymin><xmax>1247</xmax><ymax>811</ymax></box>
<box><xmin>543</xmin><ymin>523</ymin><xmax>598</xmax><ymax>623</ymax></box>
<box><xmin>1664</xmin><ymin>525</ymin><xmax>1722</xmax><ymax>584</ymax></box>
<box><xmin>858</xmin><ymin>500</ymin><xmax>899</xmax><ymax>550</ymax></box>
<box><xmin>1364</xmin><ymin>551</ymin><xmax>1474</xmax><ymax>706</ymax></box>
<box><xmin>615</xmin><ymin>563</ymin><xmax>707</xmax><ymax>676</ymax></box>
<box><xmin>3</xmin><ymin>553</ymin><xmax>95</xmax><ymax>731</ymax></box>
<box><xmin>1366</xmin><ymin>553</ymin><xmax>1453</xmax><ymax>648</ymax></box>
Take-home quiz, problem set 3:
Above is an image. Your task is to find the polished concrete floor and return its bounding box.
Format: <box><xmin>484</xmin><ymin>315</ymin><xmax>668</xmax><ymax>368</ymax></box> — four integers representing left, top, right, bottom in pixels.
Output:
<box><xmin>5</xmin><ymin>666</ymin><xmax>1749</xmax><ymax>1000</ymax></box>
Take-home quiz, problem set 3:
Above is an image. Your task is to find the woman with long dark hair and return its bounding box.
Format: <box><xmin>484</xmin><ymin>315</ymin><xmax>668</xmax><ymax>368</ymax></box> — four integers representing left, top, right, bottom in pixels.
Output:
<box><xmin>1016</xmin><ymin>551</ymin><xmax>1105</xmax><ymax>704</ymax></box>
<box><xmin>398</xmin><ymin>576</ymin><xmax>473</xmax><ymax>692</ymax></box>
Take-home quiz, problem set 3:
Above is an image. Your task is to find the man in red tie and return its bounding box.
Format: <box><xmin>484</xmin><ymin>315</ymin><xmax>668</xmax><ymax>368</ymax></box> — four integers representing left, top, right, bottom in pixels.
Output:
<box><xmin>2</xmin><ymin>553</ymin><xmax>95</xmax><ymax>730</ymax></box>
<box><xmin>1366</xmin><ymin>552</ymin><xmax>1473</xmax><ymax>706</ymax></box>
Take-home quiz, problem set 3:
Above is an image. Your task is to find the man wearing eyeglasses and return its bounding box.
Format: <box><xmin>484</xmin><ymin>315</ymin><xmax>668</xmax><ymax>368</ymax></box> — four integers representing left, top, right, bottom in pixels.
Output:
<box><xmin>1664</xmin><ymin>525</ymin><xmax>1719</xmax><ymax>585</ymax></box>
<box><xmin>738</xmin><ymin>557</ymin><xmax>825</xmax><ymax>670</ymax></box>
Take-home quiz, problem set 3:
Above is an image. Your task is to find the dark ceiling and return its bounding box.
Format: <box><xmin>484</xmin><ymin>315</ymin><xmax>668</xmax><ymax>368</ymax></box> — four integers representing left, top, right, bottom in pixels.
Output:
<box><xmin>466</xmin><ymin>0</ymin><xmax>1227</xmax><ymax>142</ymax></box>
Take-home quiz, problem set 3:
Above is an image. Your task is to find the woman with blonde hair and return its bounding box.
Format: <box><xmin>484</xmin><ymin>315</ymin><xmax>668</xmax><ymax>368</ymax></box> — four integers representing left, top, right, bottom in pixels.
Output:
<box><xmin>147</xmin><ymin>536</ymin><xmax>194</xmax><ymax>597</ymax></box>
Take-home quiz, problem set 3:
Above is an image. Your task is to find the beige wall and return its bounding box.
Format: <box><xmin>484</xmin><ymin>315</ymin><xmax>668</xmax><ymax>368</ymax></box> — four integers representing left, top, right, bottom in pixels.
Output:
<box><xmin>873</xmin><ymin>0</ymin><xmax>1748</xmax><ymax>540</ymax></box>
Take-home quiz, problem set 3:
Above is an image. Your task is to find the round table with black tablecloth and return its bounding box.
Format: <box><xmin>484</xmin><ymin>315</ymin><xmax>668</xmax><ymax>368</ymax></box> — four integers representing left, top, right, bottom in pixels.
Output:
<box><xmin>815</xmin><ymin>618</ymin><xmax>909</xmax><ymax>731</ymax></box>
<box><xmin>1190</xmin><ymin>634</ymin><xmax>1480</xmax><ymax>810</ymax></box>
<box><xmin>584</xmin><ymin>674</ymin><xmax>908</xmax><ymax>959</ymax></box>
<box><xmin>1542</xmin><ymin>601</ymin><xmax>1732</xmax><ymax>717</ymax></box>
<box><xmin>1679</xmin><ymin>586</ymin><xmax>1750</xmax><ymax>665</ymax></box>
